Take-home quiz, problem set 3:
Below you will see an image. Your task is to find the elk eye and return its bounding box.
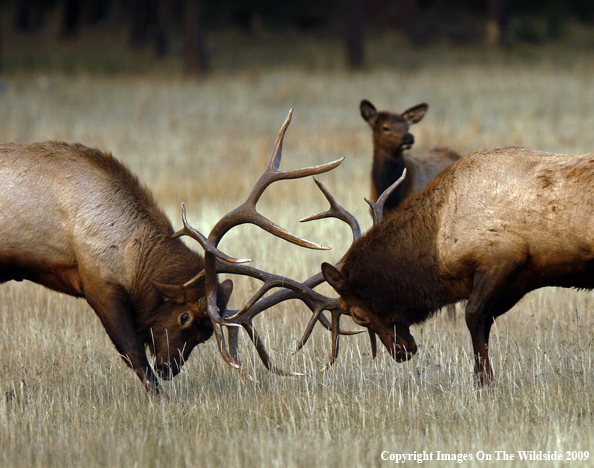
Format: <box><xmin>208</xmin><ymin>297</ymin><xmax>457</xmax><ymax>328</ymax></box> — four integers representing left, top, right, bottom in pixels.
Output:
<box><xmin>351</xmin><ymin>311</ymin><xmax>370</xmax><ymax>326</ymax></box>
<box><xmin>382</xmin><ymin>125</ymin><xmax>390</xmax><ymax>132</ymax></box>
<box><xmin>180</xmin><ymin>313</ymin><xmax>191</xmax><ymax>326</ymax></box>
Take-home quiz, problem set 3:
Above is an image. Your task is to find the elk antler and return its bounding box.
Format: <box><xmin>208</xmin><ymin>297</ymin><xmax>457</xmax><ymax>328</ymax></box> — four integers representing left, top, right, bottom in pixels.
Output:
<box><xmin>221</xmin><ymin>171</ymin><xmax>407</xmax><ymax>374</ymax></box>
<box><xmin>365</xmin><ymin>168</ymin><xmax>407</xmax><ymax>225</ymax></box>
<box><xmin>178</xmin><ymin>111</ymin><xmax>407</xmax><ymax>378</ymax></box>
<box><xmin>177</xmin><ymin>109</ymin><xmax>346</xmax><ymax>378</ymax></box>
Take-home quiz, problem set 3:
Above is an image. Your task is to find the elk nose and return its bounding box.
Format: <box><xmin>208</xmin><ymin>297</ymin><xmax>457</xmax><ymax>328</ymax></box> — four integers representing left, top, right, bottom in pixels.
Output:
<box><xmin>391</xmin><ymin>340</ymin><xmax>418</xmax><ymax>362</ymax></box>
<box><xmin>402</xmin><ymin>134</ymin><xmax>414</xmax><ymax>147</ymax></box>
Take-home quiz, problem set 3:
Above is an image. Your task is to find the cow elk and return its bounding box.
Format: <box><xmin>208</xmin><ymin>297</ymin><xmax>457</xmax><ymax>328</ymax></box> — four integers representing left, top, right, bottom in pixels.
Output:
<box><xmin>319</xmin><ymin>146</ymin><xmax>594</xmax><ymax>384</ymax></box>
<box><xmin>360</xmin><ymin>99</ymin><xmax>461</xmax><ymax>216</ymax></box>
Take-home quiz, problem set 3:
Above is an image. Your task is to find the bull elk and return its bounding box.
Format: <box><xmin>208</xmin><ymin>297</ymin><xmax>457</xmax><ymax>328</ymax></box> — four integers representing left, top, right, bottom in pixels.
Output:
<box><xmin>0</xmin><ymin>140</ymin><xmax>237</xmax><ymax>394</ymax></box>
<box><xmin>360</xmin><ymin>99</ymin><xmax>461</xmax><ymax>216</ymax></box>
<box><xmin>319</xmin><ymin>146</ymin><xmax>594</xmax><ymax>384</ymax></box>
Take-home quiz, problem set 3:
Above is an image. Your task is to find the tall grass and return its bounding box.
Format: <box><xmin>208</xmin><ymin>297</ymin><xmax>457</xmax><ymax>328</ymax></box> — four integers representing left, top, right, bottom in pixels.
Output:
<box><xmin>2</xmin><ymin>42</ymin><xmax>594</xmax><ymax>467</ymax></box>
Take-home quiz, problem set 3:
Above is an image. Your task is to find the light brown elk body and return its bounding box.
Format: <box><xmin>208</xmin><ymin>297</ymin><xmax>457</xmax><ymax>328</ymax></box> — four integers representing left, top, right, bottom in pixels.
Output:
<box><xmin>322</xmin><ymin>146</ymin><xmax>594</xmax><ymax>382</ymax></box>
<box><xmin>360</xmin><ymin>99</ymin><xmax>460</xmax><ymax>217</ymax></box>
<box><xmin>0</xmin><ymin>141</ymin><xmax>233</xmax><ymax>394</ymax></box>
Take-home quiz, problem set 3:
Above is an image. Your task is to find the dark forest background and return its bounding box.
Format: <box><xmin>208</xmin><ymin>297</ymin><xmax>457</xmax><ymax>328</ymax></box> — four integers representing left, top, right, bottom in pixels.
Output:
<box><xmin>3</xmin><ymin>0</ymin><xmax>594</xmax><ymax>75</ymax></box>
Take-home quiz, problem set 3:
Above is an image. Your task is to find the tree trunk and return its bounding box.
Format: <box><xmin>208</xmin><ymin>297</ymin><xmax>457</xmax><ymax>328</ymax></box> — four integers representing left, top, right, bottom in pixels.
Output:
<box><xmin>486</xmin><ymin>0</ymin><xmax>510</xmax><ymax>46</ymax></box>
<box><xmin>184</xmin><ymin>0</ymin><xmax>208</xmax><ymax>76</ymax></box>
<box><xmin>343</xmin><ymin>0</ymin><xmax>365</xmax><ymax>69</ymax></box>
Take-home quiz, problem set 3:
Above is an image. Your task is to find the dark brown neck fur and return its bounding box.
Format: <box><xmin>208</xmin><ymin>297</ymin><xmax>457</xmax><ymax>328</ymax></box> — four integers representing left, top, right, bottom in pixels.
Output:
<box><xmin>372</xmin><ymin>146</ymin><xmax>408</xmax><ymax>211</ymax></box>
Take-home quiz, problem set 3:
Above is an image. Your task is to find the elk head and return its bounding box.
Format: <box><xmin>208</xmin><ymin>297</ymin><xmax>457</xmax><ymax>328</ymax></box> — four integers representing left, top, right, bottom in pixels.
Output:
<box><xmin>149</xmin><ymin>279</ymin><xmax>234</xmax><ymax>379</ymax></box>
<box><xmin>360</xmin><ymin>99</ymin><xmax>428</xmax><ymax>153</ymax></box>
<box><xmin>320</xmin><ymin>262</ymin><xmax>418</xmax><ymax>363</ymax></box>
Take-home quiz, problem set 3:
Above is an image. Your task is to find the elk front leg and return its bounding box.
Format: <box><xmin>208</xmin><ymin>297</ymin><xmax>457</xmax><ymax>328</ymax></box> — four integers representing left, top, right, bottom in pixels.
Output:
<box><xmin>465</xmin><ymin>302</ymin><xmax>495</xmax><ymax>384</ymax></box>
<box><xmin>87</xmin><ymin>292</ymin><xmax>162</xmax><ymax>395</ymax></box>
<box><xmin>465</xmin><ymin>264</ymin><xmax>524</xmax><ymax>385</ymax></box>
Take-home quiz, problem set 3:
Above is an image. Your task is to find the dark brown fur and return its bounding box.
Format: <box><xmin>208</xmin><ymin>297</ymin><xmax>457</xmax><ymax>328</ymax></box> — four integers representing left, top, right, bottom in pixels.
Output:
<box><xmin>360</xmin><ymin>99</ymin><xmax>461</xmax><ymax>217</ymax></box>
<box><xmin>323</xmin><ymin>146</ymin><xmax>594</xmax><ymax>383</ymax></box>
<box><xmin>0</xmin><ymin>141</ymin><xmax>232</xmax><ymax>393</ymax></box>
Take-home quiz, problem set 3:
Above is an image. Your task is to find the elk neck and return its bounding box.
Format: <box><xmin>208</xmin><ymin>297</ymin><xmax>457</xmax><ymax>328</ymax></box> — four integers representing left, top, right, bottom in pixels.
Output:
<box><xmin>371</xmin><ymin>146</ymin><xmax>409</xmax><ymax>210</ymax></box>
<box><xmin>128</xmin><ymin>226</ymin><xmax>204</xmax><ymax>299</ymax></box>
<box><xmin>342</xmin><ymin>181</ymin><xmax>458</xmax><ymax>325</ymax></box>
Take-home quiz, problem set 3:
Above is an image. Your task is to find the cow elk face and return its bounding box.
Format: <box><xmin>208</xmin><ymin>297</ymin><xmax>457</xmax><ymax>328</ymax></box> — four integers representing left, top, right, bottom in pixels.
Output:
<box><xmin>360</xmin><ymin>99</ymin><xmax>428</xmax><ymax>153</ymax></box>
<box><xmin>321</xmin><ymin>262</ymin><xmax>417</xmax><ymax>363</ymax></box>
<box><xmin>150</xmin><ymin>279</ymin><xmax>233</xmax><ymax>379</ymax></box>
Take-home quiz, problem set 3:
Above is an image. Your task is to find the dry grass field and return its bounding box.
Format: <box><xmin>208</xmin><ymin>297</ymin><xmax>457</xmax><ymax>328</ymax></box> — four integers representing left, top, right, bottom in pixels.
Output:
<box><xmin>2</xmin><ymin>38</ymin><xmax>594</xmax><ymax>467</ymax></box>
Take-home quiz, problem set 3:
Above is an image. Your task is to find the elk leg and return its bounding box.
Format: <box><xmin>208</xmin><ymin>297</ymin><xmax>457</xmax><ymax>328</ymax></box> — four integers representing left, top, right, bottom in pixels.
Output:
<box><xmin>86</xmin><ymin>292</ymin><xmax>161</xmax><ymax>395</ymax></box>
<box><xmin>465</xmin><ymin>265</ymin><xmax>524</xmax><ymax>385</ymax></box>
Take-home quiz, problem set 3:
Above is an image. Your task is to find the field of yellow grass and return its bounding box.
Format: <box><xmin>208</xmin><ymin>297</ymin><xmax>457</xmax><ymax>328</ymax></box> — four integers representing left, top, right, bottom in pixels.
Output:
<box><xmin>2</xmin><ymin>42</ymin><xmax>594</xmax><ymax>467</ymax></box>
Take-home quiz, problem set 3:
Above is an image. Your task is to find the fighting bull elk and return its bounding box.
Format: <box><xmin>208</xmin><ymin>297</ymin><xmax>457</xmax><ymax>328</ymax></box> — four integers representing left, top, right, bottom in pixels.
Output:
<box><xmin>360</xmin><ymin>99</ymin><xmax>460</xmax><ymax>217</ymax></box>
<box><xmin>0</xmin><ymin>140</ymin><xmax>236</xmax><ymax>394</ymax></box>
<box><xmin>0</xmin><ymin>112</ymin><xmax>352</xmax><ymax>392</ymax></box>
<box><xmin>320</xmin><ymin>146</ymin><xmax>594</xmax><ymax>383</ymax></box>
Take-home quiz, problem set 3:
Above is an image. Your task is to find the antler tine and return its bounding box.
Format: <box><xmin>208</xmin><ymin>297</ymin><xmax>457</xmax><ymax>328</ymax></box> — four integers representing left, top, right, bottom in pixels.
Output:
<box><xmin>269</xmin><ymin>108</ymin><xmax>293</xmax><ymax>171</ymax></box>
<box><xmin>319</xmin><ymin>310</ymin><xmax>342</xmax><ymax>372</ymax></box>
<box><xmin>301</xmin><ymin>177</ymin><xmax>362</xmax><ymax>242</ymax></box>
<box><xmin>368</xmin><ymin>330</ymin><xmax>377</xmax><ymax>359</ymax></box>
<box><xmin>241</xmin><ymin>321</ymin><xmax>303</xmax><ymax>376</ymax></box>
<box><xmin>365</xmin><ymin>168</ymin><xmax>407</xmax><ymax>225</ymax></box>
<box><xmin>211</xmin><ymin>321</ymin><xmax>241</xmax><ymax>368</ymax></box>
<box><xmin>174</xmin><ymin>203</ymin><xmax>252</xmax><ymax>265</ymax></box>
<box><xmin>291</xmin><ymin>306</ymin><xmax>326</xmax><ymax>355</ymax></box>
<box><xmin>227</xmin><ymin>327</ymin><xmax>259</xmax><ymax>382</ymax></box>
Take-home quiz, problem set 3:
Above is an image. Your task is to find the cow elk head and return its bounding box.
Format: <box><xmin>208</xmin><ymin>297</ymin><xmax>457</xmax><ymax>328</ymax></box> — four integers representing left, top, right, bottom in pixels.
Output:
<box><xmin>360</xmin><ymin>99</ymin><xmax>428</xmax><ymax>153</ymax></box>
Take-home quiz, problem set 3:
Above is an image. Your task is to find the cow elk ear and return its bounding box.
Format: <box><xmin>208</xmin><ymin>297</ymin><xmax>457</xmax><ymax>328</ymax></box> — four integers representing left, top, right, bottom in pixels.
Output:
<box><xmin>360</xmin><ymin>99</ymin><xmax>378</xmax><ymax>127</ymax></box>
<box><xmin>321</xmin><ymin>262</ymin><xmax>348</xmax><ymax>295</ymax></box>
<box><xmin>402</xmin><ymin>103</ymin><xmax>428</xmax><ymax>125</ymax></box>
<box><xmin>152</xmin><ymin>281</ymin><xmax>187</xmax><ymax>304</ymax></box>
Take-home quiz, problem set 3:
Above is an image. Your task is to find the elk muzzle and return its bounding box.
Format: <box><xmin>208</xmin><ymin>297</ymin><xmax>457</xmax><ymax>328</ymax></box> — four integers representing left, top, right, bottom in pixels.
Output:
<box><xmin>401</xmin><ymin>133</ymin><xmax>415</xmax><ymax>150</ymax></box>
<box><xmin>376</xmin><ymin>326</ymin><xmax>418</xmax><ymax>362</ymax></box>
<box><xmin>155</xmin><ymin>358</ymin><xmax>182</xmax><ymax>381</ymax></box>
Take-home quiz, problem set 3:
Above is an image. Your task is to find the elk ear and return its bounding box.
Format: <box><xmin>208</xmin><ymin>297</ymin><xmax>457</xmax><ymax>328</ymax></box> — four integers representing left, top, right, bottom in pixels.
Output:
<box><xmin>360</xmin><ymin>100</ymin><xmax>378</xmax><ymax>127</ymax></box>
<box><xmin>217</xmin><ymin>279</ymin><xmax>234</xmax><ymax>311</ymax></box>
<box><xmin>402</xmin><ymin>103</ymin><xmax>428</xmax><ymax>125</ymax></box>
<box><xmin>322</xmin><ymin>262</ymin><xmax>348</xmax><ymax>295</ymax></box>
<box><xmin>152</xmin><ymin>281</ymin><xmax>187</xmax><ymax>304</ymax></box>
